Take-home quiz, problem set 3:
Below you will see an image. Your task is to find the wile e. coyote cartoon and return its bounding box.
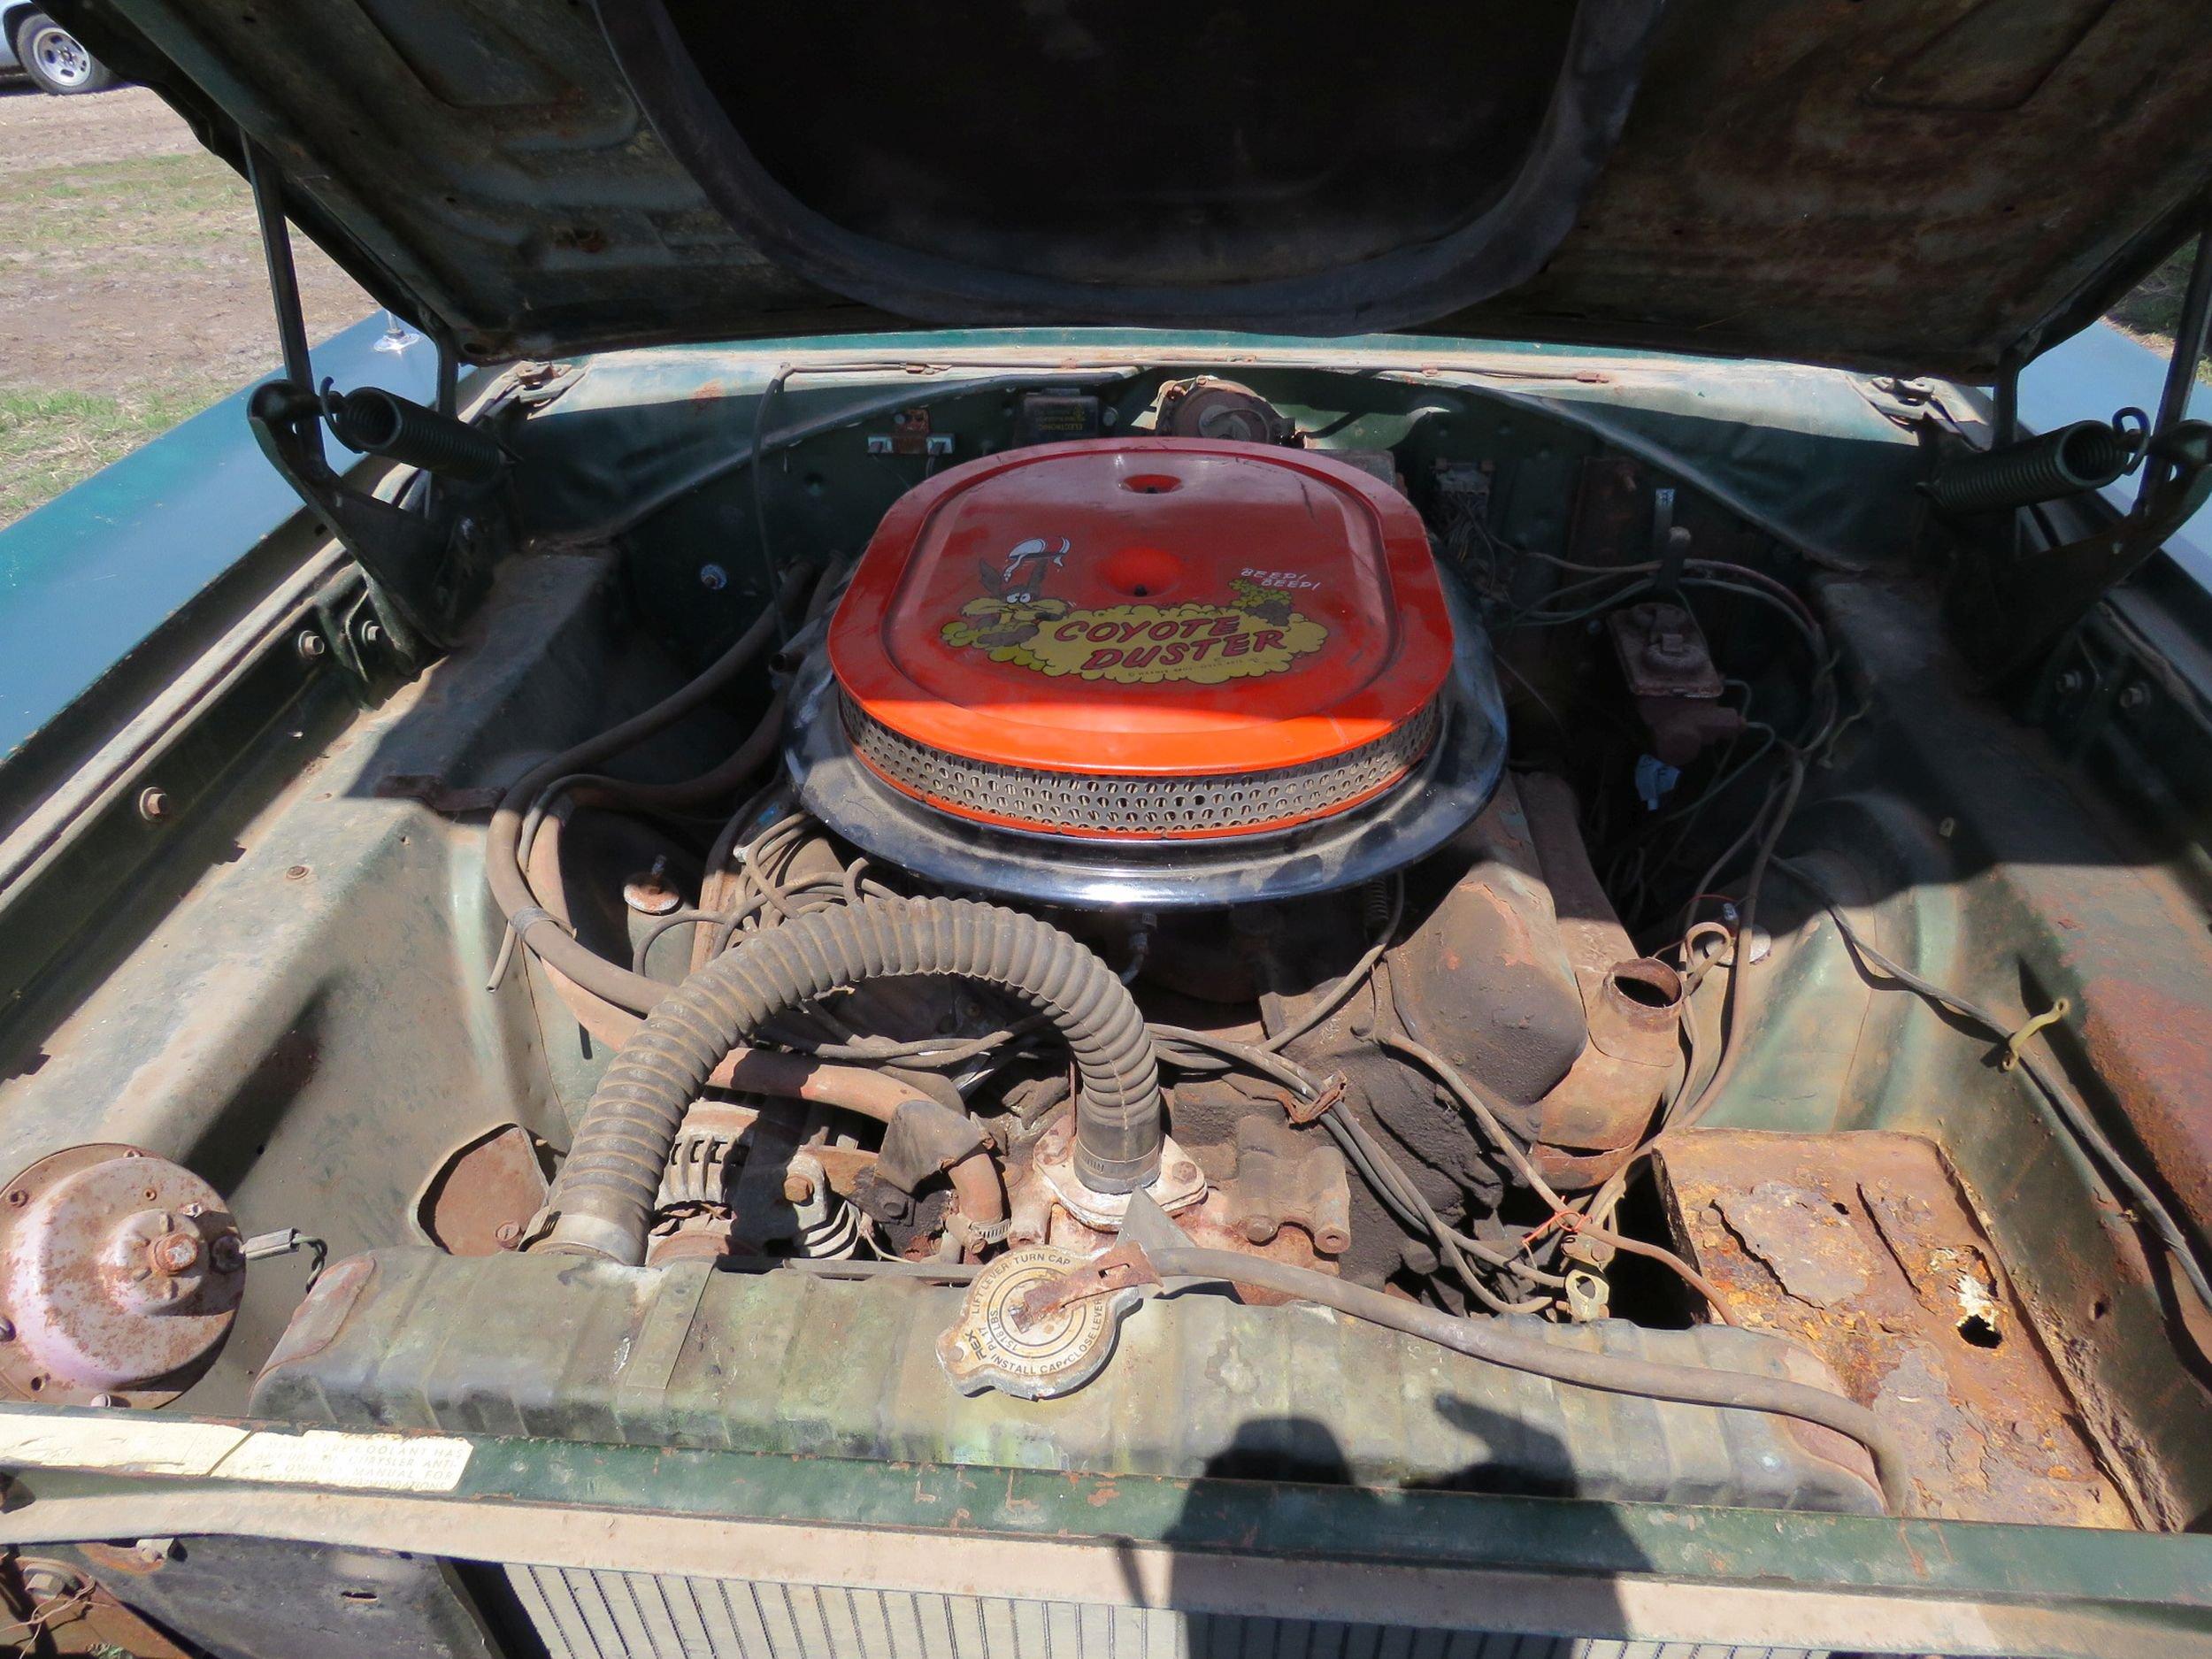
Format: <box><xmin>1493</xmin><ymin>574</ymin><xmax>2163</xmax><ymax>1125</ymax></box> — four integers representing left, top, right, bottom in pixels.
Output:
<box><xmin>957</xmin><ymin>536</ymin><xmax>1071</xmax><ymax>647</ymax></box>
<box><xmin>941</xmin><ymin>534</ymin><xmax>1327</xmax><ymax>686</ymax></box>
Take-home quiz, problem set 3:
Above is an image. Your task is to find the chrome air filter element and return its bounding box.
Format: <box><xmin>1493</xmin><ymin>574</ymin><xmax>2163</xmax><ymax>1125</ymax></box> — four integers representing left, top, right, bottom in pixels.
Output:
<box><xmin>840</xmin><ymin>696</ymin><xmax>1442</xmax><ymax>841</ymax></box>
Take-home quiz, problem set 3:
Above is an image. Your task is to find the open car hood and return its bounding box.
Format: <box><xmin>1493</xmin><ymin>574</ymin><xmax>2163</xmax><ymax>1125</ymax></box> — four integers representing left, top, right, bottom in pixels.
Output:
<box><xmin>55</xmin><ymin>0</ymin><xmax>2212</xmax><ymax>378</ymax></box>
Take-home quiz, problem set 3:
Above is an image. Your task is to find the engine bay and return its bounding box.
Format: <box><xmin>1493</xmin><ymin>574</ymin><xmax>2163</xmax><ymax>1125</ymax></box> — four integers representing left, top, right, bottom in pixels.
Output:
<box><xmin>523</xmin><ymin>424</ymin><xmax>1702</xmax><ymax>1317</ymax></box>
<box><xmin>500</xmin><ymin>388</ymin><xmax>1785</xmax><ymax>1329</ymax></box>
<box><xmin>4</xmin><ymin>357</ymin><xmax>2207</xmax><ymax>1547</ymax></box>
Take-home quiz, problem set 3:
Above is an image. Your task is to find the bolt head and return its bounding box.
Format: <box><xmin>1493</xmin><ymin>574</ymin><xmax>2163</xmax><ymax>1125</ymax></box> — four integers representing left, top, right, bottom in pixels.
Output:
<box><xmin>781</xmin><ymin>1172</ymin><xmax>817</xmax><ymax>1205</ymax></box>
<box><xmin>621</xmin><ymin>867</ymin><xmax>682</xmax><ymax>916</ymax></box>
<box><xmin>297</xmin><ymin>630</ymin><xmax>328</xmax><ymax>661</ymax></box>
<box><xmin>1242</xmin><ymin>1215</ymin><xmax>1279</xmax><ymax>1245</ymax></box>
<box><xmin>19</xmin><ymin>1563</ymin><xmax>81</xmax><ymax>1600</ymax></box>
<box><xmin>360</xmin><ymin>621</ymin><xmax>385</xmax><ymax>647</ymax></box>
<box><xmin>2055</xmin><ymin>668</ymin><xmax>2086</xmax><ymax>695</ymax></box>
<box><xmin>137</xmin><ymin>786</ymin><xmax>171</xmax><ymax>822</ymax></box>
<box><xmin>150</xmin><ymin>1231</ymin><xmax>203</xmax><ymax>1276</ymax></box>
<box><xmin>2120</xmin><ymin>682</ymin><xmax>2151</xmax><ymax>710</ymax></box>
<box><xmin>1172</xmin><ymin>1160</ymin><xmax>1200</xmax><ymax>1185</ymax></box>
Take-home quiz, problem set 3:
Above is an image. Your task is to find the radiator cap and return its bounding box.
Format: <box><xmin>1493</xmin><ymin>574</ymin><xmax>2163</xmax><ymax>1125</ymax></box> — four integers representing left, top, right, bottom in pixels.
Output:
<box><xmin>937</xmin><ymin>1245</ymin><xmax>1140</xmax><ymax>1400</ymax></box>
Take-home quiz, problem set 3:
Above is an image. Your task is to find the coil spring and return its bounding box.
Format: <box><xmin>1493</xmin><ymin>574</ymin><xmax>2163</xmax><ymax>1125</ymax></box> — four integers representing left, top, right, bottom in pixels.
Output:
<box><xmin>323</xmin><ymin>384</ymin><xmax>507</xmax><ymax>484</ymax></box>
<box><xmin>1359</xmin><ymin>879</ymin><xmax>1393</xmax><ymax>933</ymax></box>
<box><xmin>1927</xmin><ymin>408</ymin><xmax>2148</xmax><ymax>514</ymax></box>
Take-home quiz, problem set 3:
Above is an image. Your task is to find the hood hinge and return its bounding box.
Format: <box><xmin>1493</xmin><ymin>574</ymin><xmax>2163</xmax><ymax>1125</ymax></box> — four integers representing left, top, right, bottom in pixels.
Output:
<box><xmin>242</xmin><ymin>139</ymin><xmax>507</xmax><ymax>673</ymax></box>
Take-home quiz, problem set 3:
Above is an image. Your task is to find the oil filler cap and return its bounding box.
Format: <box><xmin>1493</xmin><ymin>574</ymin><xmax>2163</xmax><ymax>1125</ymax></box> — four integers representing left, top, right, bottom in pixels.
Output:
<box><xmin>936</xmin><ymin>1245</ymin><xmax>1141</xmax><ymax>1400</ymax></box>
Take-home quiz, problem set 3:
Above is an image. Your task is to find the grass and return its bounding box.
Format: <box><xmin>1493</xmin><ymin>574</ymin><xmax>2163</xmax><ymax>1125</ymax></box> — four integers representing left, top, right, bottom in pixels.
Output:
<box><xmin>0</xmin><ymin>384</ymin><xmax>231</xmax><ymax>524</ymax></box>
<box><xmin>2</xmin><ymin>151</ymin><xmax>249</xmax><ymax>260</ymax></box>
<box><xmin>0</xmin><ymin>136</ymin><xmax>344</xmax><ymax>528</ymax></box>
<box><xmin>0</xmin><ymin>149</ymin><xmax>254</xmax><ymax>524</ymax></box>
<box><xmin>2105</xmin><ymin>246</ymin><xmax>2212</xmax><ymax>383</ymax></box>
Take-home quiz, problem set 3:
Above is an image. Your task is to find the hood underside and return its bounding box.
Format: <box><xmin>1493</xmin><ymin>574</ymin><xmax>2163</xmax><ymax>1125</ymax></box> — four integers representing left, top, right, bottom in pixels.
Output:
<box><xmin>53</xmin><ymin>0</ymin><xmax>2212</xmax><ymax>377</ymax></box>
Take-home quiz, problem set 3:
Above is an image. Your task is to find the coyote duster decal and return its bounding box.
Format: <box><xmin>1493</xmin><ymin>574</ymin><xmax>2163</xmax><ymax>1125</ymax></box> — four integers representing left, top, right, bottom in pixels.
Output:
<box><xmin>943</xmin><ymin>565</ymin><xmax>1328</xmax><ymax>684</ymax></box>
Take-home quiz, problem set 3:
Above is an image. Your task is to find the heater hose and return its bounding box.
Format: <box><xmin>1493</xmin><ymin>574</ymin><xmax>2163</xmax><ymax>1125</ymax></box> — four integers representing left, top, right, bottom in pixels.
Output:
<box><xmin>485</xmin><ymin>565</ymin><xmax>811</xmax><ymax>1016</ymax></box>
<box><xmin>540</xmin><ymin>897</ymin><xmax>1164</xmax><ymax>1263</ymax></box>
<box><xmin>1146</xmin><ymin>1245</ymin><xmax>1910</xmax><ymax>1514</ymax></box>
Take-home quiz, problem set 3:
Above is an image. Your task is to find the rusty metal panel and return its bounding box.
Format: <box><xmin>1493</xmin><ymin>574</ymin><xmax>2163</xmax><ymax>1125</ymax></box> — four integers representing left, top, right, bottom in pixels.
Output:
<box><xmin>1658</xmin><ymin>1128</ymin><xmax>2135</xmax><ymax>1528</ymax></box>
<box><xmin>414</xmin><ymin>1124</ymin><xmax>549</xmax><ymax>1256</ymax></box>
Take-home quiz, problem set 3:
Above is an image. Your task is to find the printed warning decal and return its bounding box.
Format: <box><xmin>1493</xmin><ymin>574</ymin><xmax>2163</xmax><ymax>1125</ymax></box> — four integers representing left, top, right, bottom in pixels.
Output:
<box><xmin>942</xmin><ymin>577</ymin><xmax>1327</xmax><ymax>684</ymax></box>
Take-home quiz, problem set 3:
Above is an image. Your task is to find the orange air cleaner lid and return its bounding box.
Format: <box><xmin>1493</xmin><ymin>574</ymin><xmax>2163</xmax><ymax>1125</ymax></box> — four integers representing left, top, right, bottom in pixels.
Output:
<box><xmin>830</xmin><ymin>439</ymin><xmax>1454</xmax><ymax>809</ymax></box>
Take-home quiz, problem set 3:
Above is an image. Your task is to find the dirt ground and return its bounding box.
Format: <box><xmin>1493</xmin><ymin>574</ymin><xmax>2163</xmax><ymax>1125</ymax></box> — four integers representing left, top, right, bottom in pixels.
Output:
<box><xmin>0</xmin><ymin>83</ymin><xmax>372</xmax><ymax>526</ymax></box>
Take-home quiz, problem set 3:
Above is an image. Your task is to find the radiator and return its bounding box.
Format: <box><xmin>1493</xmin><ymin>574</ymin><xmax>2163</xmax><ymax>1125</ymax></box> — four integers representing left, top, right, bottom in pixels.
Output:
<box><xmin>505</xmin><ymin>1565</ymin><xmax>1820</xmax><ymax>1659</ymax></box>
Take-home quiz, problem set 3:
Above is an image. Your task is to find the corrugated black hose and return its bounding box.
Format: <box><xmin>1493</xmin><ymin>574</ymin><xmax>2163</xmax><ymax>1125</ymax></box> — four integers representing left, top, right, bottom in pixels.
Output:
<box><xmin>539</xmin><ymin>897</ymin><xmax>1164</xmax><ymax>1263</ymax></box>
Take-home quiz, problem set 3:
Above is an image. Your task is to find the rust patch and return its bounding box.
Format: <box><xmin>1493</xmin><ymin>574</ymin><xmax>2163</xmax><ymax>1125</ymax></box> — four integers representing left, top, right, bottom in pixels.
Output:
<box><xmin>415</xmin><ymin>1124</ymin><xmax>549</xmax><ymax>1257</ymax></box>
<box><xmin>1862</xmin><ymin>1179</ymin><xmax>2004</xmax><ymax>1342</ymax></box>
<box><xmin>2070</xmin><ymin>972</ymin><xmax>2212</xmax><ymax>1247</ymax></box>
<box><xmin>1468</xmin><ymin>882</ymin><xmax>1542</xmax><ymax>971</ymax></box>
<box><xmin>1711</xmin><ymin>1181</ymin><xmax>1875</xmax><ymax>1308</ymax></box>
<box><xmin>1166</xmin><ymin>1196</ymin><xmax>1337</xmax><ymax>1304</ymax></box>
<box><xmin>77</xmin><ymin>1540</ymin><xmax>165</xmax><ymax>1578</ymax></box>
<box><xmin>1659</xmin><ymin>1128</ymin><xmax>2135</xmax><ymax>1530</ymax></box>
<box><xmin>1016</xmin><ymin>1241</ymin><xmax>1160</xmax><ymax>1326</ymax></box>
